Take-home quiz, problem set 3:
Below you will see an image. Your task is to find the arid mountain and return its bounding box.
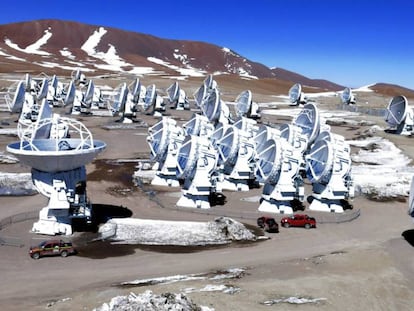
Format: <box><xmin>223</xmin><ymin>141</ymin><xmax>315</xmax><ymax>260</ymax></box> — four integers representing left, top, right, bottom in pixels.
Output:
<box><xmin>0</xmin><ymin>19</ymin><xmax>412</xmax><ymax>97</ymax></box>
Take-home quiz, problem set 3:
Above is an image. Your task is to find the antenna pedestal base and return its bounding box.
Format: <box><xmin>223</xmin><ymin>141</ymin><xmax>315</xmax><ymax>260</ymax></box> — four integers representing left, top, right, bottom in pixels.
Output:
<box><xmin>177</xmin><ymin>192</ymin><xmax>211</xmax><ymax>209</ymax></box>
<box><xmin>308</xmin><ymin>197</ymin><xmax>344</xmax><ymax>213</ymax></box>
<box><xmin>32</xmin><ymin>207</ymin><xmax>73</xmax><ymax>235</ymax></box>
<box><xmin>218</xmin><ymin>178</ymin><xmax>249</xmax><ymax>192</ymax></box>
<box><xmin>151</xmin><ymin>174</ymin><xmax>180</xmax><ymax>187</ymax></box>
<box><xmin>258</xmin><ymin>199</ymin><xmax>293</xmax><ymax>214</ymax></box>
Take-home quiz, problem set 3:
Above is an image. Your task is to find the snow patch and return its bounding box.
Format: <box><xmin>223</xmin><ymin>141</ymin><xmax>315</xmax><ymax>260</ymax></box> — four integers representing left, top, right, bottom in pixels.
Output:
<box><xmin>147</xmin><ymin>57</ymin><xmax>205</xmax><ymax>77</ymax></box>
<box><xmin>0</xmin><ymin>172</ymin><xmax>38</xmax><ymax>196</ymax></box>
<box><xmin>5</xmin><ymin>29</ymin><xmax>52</xmax><ymax>56</ymax></box>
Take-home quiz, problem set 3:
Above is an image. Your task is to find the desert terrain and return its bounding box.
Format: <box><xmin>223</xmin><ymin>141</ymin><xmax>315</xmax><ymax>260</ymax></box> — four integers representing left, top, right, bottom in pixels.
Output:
<box><xmin>0</xmin><ymin>74</ymin><xmax>414</xmax><ymax>311</ymax></box>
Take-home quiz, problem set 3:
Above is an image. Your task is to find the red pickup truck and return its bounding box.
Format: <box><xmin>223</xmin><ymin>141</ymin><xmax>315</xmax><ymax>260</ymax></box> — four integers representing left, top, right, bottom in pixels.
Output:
<box><xmin>280</xmin><ymin>214</ymin><xmax>316</xmax><ymax>229</ymax></box>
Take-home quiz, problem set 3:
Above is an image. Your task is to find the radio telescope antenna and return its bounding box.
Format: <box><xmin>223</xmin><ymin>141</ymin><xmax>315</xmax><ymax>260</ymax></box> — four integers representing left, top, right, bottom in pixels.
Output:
<box><xmin>293</xmin><ymin>103</ymin><xmax>321</xmax><ymax>147</ymax></box>
<box><xmin>254</xmin><ymin>125</ymin><xmax>281</xmax><ymax>152</ymax></box>
<box><xmin>147</xmin><ymin>117</ymin><xmax>185</xmax><ymax>187</ymax></box>
<box><xmin>166</xmin><ymin>81</ymin><xmax>190</xmax><ymax>110</ymax></box>
<box><xmin>233</xmin><ymin>116</ymin><xmax>259</xmax><ymax>139</ymax></box>
<box><xmin>71</xmin><ymin>69</ymin><xmax>87</xmax><ymax>86</ymax></box>
<box><xmin>109</xmin><ymin>83</ymin><xmax>131</xmax><ymax>122</ymax></box>
<box><xmin>7</xmin><ymin>116</ymin><xmax>106</xmax><ymax>235</ymax></box>
<box><xmin>255</xmin><ymin>138</ymin><xmax>304</xmax><ymax>214</ymax></box>
<box><xmin>143</xmin><ymin>84</ymin><xmax>166</xmax><ymax>117</ymax></box>
<box><xmin>216</xmin><ymin>126</ymin><xmax>256</xmax><ymax>191</ymax></box>
<box><xmin>305</xmin><ymin>131</ymin><xmax>353</xmax><ymax>212</ymax></box>
<box><xmin>279</xmin><ymin>123</ymin><xmax>308</xmax><ymax>154</ymax></box>
<box><xmin>288</xmin><ymin>83</ymin><xmax>306</xmax><ymax>106</ymax></box>
<box><xmin>235</xmin><ymin>90</ymin><xmax>261</xmax><ymax>120</ymax></box>
<box><xmin>36</xmin><ymin>78</ymin><xmax>49</xmax><ymax>102</ymax></box>
<box><xmin>70</xmin><ymin>80</ymin><xmax>94</xmax><ymax>115</ymax></box>
<box><xmin>183</xmin><ymin>113</ymin><xmax>215</xmax><ymax>137</ymax></box>
<box><xmin>176</xmin><ymin>135</ymin><xmax>219</xmax><ymax>209</ymax></box>
<box><xmin>193</xmin><ymin>74</ymin><xmax>218</xmax><ymax>108</ymax></box>
<box><xmin>340</xmin><ymin>87</ymin><xmax>356</xmax><ymax>105</ymax></box>
<box><xmin>384</xmin><ymin>95</ymin><xmax>414</xmax><ymax>135</ymax></box>
<box><xmin>202</xmin><ymin>88</ymin><xmax>231</xmax><ymax>125</ymax></box>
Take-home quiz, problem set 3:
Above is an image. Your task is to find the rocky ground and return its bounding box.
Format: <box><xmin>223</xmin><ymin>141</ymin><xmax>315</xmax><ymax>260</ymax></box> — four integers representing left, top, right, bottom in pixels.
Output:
<box><xmin>0</xmin><ymin>75</ymin><xmax>414</xmax><ymax>310</ymax></box>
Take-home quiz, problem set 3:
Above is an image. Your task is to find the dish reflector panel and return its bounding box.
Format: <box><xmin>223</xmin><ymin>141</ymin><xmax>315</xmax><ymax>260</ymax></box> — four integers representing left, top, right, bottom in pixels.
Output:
<box><xmin>384</xmin><ymin>95</ymin><xmax>408</xmax><ymax>127</ymax></box>
<box><xmin>235</xmin><ymin>90</ymin><xmax>252</xmax><ymax>117</ymax></box>
<box><xmin>11</xmin><ymin>81</ymin><xmax>25</xmax><ymax>113</ymax></box>
<box><xmin>204</xmin><ymin>74</ymin><xmax>214</xmax><ymax>89</ymax></box>
<box><xmin>289</xmin><ymin>83</ymin><xmax>302</xmax><ymax>104</ymax></box>
<box><xmin>176</xmin><ymin>135</ymin><xmax>198</xmax><ymax>179</ymax></box>
<box><xmin>203</xmin><ymin>88</ymin><xmax>221</xmax><ymax>122</ymax></box>
<box><xmin>147</xmin><ymin>119</ymin><xmax>170</xmax><ymax>162</ymax></box>
<box><xmin>341</xmin><ymin>87</ymin><xmax>352</xmax><ymax>104</ymax></box>
<box><xmin>84</xmin><ymin>81</ymin><xmax>94</xmax><ymax>107</ymax></box>
<box><xmin>294</xmin><ymin>103</ymin><xmax>320</xmax><ymax>144</ymax></box>
<box><xmin>32</xmin><ymin>100</ymin><xmax>53</xmax><ymax>140</ymax></box>
<box><xmin>306</xmin><ymin>139</ymin><xmax>333</xmax><ymax>183</ymax></box>
<box><xmin>256</xmin><ymin>139</ymin><xmax>282</xmax><ymax>183</ymax></box>
<box><xmin>37</xmin><ymin>78</ymin><xmax>49</xmax><ymax>101</ymax></box>
<box><xmin>64</xmin><ymin>81</ymin><xmax>76</xmax><ymax>106</ymax></box>
<box><xmin>129</xmin><ymin>78</ymin><xmax>141</xmax><ymax>103</ymax></box>
<box><xmin>144</xmin><ymin>84</ymin><xmax>156</xmax><ymax>111</ymax></box>
<box><xmin>217</xmin><ymin>127</ymin><xmax>239</xmax><ymax>166</ymax></box>
<box><xmin>194</xmin><ymin>83</ymin><xmax>207</xmax><ymax>108</ymax></box>
<box><xmin>167</xmin><ymin>81</ymin><xmax>180</xmax><ymax>102</ymax></box>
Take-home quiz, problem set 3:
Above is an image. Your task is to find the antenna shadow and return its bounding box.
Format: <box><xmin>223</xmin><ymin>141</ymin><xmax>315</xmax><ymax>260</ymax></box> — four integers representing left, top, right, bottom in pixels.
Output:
<box><xmin>402</xmin><ymin>229</ymin><xmax>414</xmax><ymax>247</ymax></box>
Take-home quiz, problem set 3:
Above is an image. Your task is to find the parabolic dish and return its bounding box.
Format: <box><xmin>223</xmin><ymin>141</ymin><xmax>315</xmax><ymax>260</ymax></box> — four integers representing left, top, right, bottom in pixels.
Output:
<box><xmin>384</xmin><ymin>95</ymin><xmax>408</xmax><ymax>127</ymax></box>
<box><xmin>193</xmin><ymin>84</ymin><xmax>207</xmax><ymax>108</ymax></box>
<box><xmin>305</xmin><ymin>139</ymin><xmax>333</xmax><ymax>183</ymax></box>
<box><xmin>166</xmin><ymin>81</ymin><xmax>179</xmax><ymax>102</ymax></box>
<box><xmin>84</xmin><ymin>81</ymin><xmax>95</xmax><ymax>107</ymax></box>
<box><xmin>294</xmin><ymin>103</ymin><xmax>320</xmax><ymax>145</ymax></box>
<box><xmin>10</xmin><ymin>81</ymin><xmax>25</xmax><ymax>113</ymax></box>
<box><xmin>235</xmin><ymin>90</ymin><xmax>252</xmax><ymax>117</ymax></box>
<box><xmin>129</xmin><ymin>78</ymin><xmax>141</xmax><ymax>102</ymax></box>
<box><xmin>217</xmin><ymin>127</ymin><xmax>239</xmax><ymax>166</ymax></box>
<box><xmin>37</xmin><ymin>78</ymin><xmax>49</xmax><ymax>101</ymax></box>
<box><xmin>256</xmin><ymin>138</ymin><xmax>282</xmax><ymax>183</ymax></box>
<box><xmin>64</xmin><ymin>81</ymin><xmax>75</xmax><ymax>107</ymax></box>
<box><xmin>7</xmin><ymin>138</ymin><xmax>106</xmax><ymax>173</ymax></box>
<box><xmin>289</xmin><ymin>83</ymin><xmax>302</xmax><ymax>104</ymax></box>
<box><xmin>147</xmin><ymin>119</ymin><xmax>170</xmax><ymax>162</ymax></box>
<box><xmin>176</xmin><ymin>135</ymin><xmax>198</xmax><ymax>179</ymax></box>
<box><xmin>203</xmin><ymin>88</ymin><xmax>221</xmax><ymax>122</ymax></box>
<box><xmin>341</xmin><ymin>87</ymin><xmax>352</xmax><ymax>104</ymax></box>
<box><xmin>144</xmin><ymin>84</ymin><xmax>156</xmax><ymax>111</ymax></box>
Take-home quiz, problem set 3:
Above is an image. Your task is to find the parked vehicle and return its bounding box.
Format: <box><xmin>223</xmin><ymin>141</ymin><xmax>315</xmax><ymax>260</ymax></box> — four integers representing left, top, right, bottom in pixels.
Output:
<box><xmin>280</xmin><ymin>214</ymin><xmax>316</xmax><ymax>229</ymax></box>
<box><xmin>257</xmin><ymin>216</ymin><xmax>279</xmax><ymax>233</ymax></box>
<box><xmin>29</xmin><ymin>240</ymin><xmax>77</xmax><ymax>259</ymax></box>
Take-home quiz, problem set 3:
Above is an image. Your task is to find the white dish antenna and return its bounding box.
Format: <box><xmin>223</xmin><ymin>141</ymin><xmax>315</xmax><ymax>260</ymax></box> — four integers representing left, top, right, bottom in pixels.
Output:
<box><xmin>64</xmin><ymin>81</ymin><xmax>76</xmax><ymax>107</ymax></box>
<box><xmin>288</xmin><ymin>83</ymin><xmax>306</xmax><ymax>106</ymax></box>
<box><xmin>36</xmin><ymin>78</ymin><xmax>49</xmax><ymax>101</ymax></box>
<box><xmin>7</xmin><ymin>117</ymin><xmax>106</xmax><ymax>173</ymax></box>
<box><xmin>147</xmin><ymin>118</ymin><xmax>171</xmax><ymax>163</ymax></box>
<box><xmin>183</xmin><ymin>113</ymin><xmax>215</xmax><ymax>137</ymax></box>
<box><xmin>193</xmin><ymin>83</ymin><xmax>207</xmax><ymax>108</ymax></box>
<box><xmin>233</xmin><ymin>116</ymin><xmax>258</xmax><ymax>139</ymax></box>
<box><xmin>143</xmin><ymin>84</ymin><xmax>157</xmax><ymax>111</ymax></box>
<box><xmin>340</xmin><ymin>87</ymin><xmax>356</xmax><ymax>105</ymax></box>
<box><xmin>9</xmin><ymin>81</ymin><xmax>26</xmax><ymax>113</ymax></box>
<box><xmin>384</xmin><ymin>95</ymin><xmax>414</xmax><ymax>135</ymax></box>
<box><xmin>255</xmin><ymin>137</ymin><xmax>304</xmax><ymax>214</ymax></box>
<box><xmin>279</xmin><ymin>123</ymin><xmax>308</xmax><ymax>153</ymax></box>
<box><xmin>83</xmin><ymin>80</ymin><xmax>95</xmax><ymax>108</ymax></box>
<box><xmin>204</xmin><ymin>74</ymin><xmax>217</xmax><ymax>90</ymax></box>
<box><xmin>293</xmin><ymin>103</ymin><xmax>321</xmax><ymax>146</ymax></box>
<box><xmin>129</xmin><ymin>78</ymin><xmax>142</xmax><ymax>103</ymax></box>
<box><xmin>176</xmin><ymin>135</ymin><xmax>219</xmax><ymax>209</ymax></box>
<box><xmin>110</xmin><ymin>83</ymin><xmax>128</xmax><ymax>114</ymax></box>
<box><xmin>202</xmin><ymin>88</ymin><xmax>231</xmax><ymax>124</ymax></box>
<box><xmin>32</xmin><ymin>99</ymin><xmax>54</xmax><ymax>140</ymax></box>
<box><xmin>235</xmin><ymin>90</ymin><xmax>252</xmax><ymax>118</ymax></box>
<box><xmin>167</xmin><ymin>81</ymin><xmax>180</xmax><ymax>103</ymax></box>
<box><xmin>305</xmin><ymin>133</ymin><xmax>353</xmax><ymax>212</ymax></box>
<box><xmin>217</xmin><ymin>127</ymin><xmax>240</xmax><ymax>167</ymax></box>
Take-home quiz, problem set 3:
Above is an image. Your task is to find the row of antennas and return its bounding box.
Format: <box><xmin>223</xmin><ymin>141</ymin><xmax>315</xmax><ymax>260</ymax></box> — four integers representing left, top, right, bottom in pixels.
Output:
<box><xmin>146</xmin><ymin>75</ymin><xmax>354</xmax><ymax>213</ymax></box>
<box><xmin>288</xmin><ymin>83</ymin><xmax>356</xmax><ymax>106</ymax></box>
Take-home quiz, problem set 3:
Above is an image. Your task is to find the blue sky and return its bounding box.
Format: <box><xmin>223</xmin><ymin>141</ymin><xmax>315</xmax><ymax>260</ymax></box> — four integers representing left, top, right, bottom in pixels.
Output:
<box><xmin>0</xmin><ymin>0</ymin><xmax>413</xmax><ymax>88</ymax></box>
